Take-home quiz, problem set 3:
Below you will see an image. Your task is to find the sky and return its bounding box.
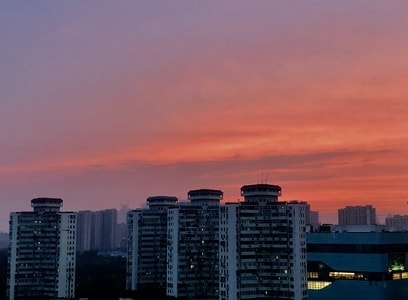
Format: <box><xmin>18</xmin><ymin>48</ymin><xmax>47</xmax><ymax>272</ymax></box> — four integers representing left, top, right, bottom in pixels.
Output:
<box><xmin>1</xmin><ymin>1</ymin><xmax>408</xmax><ymax>232</ymax></box>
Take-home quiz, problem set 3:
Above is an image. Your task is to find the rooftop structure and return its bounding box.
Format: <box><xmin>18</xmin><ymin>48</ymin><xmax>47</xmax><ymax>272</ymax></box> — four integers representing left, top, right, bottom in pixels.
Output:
<box><xmin>240</xmin><ymin>183</ymin><xmax>281</xmax><ymax>204</ymax></box>
<box><xmin>31</xmin><ymin>197</ymin><xmax>63</xmax><ymax>213</ymax></box>
<box><xmin>188</xmin><ymin>188</ymin><xmax>223</xmax><ymax>205</ymax></box>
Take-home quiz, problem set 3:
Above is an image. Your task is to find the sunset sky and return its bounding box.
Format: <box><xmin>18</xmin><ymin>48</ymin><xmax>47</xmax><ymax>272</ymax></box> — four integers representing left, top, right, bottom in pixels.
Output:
<box><xmin>1</xmin><ymin>1</ymin><xmax>407</xmax><ymax>231</ymax></box>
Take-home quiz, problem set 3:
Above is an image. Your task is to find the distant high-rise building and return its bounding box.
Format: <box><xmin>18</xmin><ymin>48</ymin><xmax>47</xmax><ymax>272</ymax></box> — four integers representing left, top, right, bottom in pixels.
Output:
<box><xmin>76</xmin><ymin>210</ymin><xmax>93</xmax><ymax>252</ymax></box>
<box><xmin>305</xmin><ymin>204</ymin><xmax>320</xmax><ymax>232</ymax></box>
<box><xmin>76</xmin><ymin>209</ymin><xmax>118</xmax><ymax>252</ymax></box>
<box><xmin>116</xmin><ymin>222</ymin><xmax>127</xmax><ymax>249</ymax></box>
<box><xmin>167</xmin><ymin>189</ymin><xmax>222</xmax><ymax>299</ymax></box>
<box><xmin>219</xmin><ymin>184</ymin><xmax>308</xmax><ymax>300</ymax></box>
<box><xmin>118</xmin><ymin>204</ymin><xmax>130</xmax><ymax>224</ymax></box>
<box><xmin>310</xmin><ymin>211</ymin><xmax>320</xmax><ymax>227</ymax></box>
<box><xmin>127</xmin><ymin>196</ymin><xmax>178</xmax><ymax>293</ymax></box>
<box><xmin>386</xmin><ymin>215</ymin><xmax>408</xmax><ymax>231</ymax></box>
<box><xmin>8</xmin><ymin>198</ymin><xmax>76</xmax><ymax>299</ymax></box>
<box><xmin>101</xmin><ymin>209</ymin><xmax>118</xmax><ymax>250</ymax></box>
<box><xmin>90</xmin><ymin>210</ymin><xmax>103</xmax><ymax>250</ymax></box>
<box><xmin>338</xmin><ymin>205</ymin><xmax>376</xmax><ymax>226</ymax></box>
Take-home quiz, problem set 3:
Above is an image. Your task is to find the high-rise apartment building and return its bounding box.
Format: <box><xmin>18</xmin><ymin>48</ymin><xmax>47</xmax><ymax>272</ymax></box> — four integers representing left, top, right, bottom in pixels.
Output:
<box><xmin>167</xmin><ymin>189</ymin><xmax>223</xmax><ymax>299</ymax></box>
<box><xmin>338</xmin><ymin>205</ymin><xmax>377</xmax><ymax>226</ymax></box>
<box><xmin>126</xmin><ymin>196</ymin><xmax>178</xmax><ymax>293</ymax></box>
<box><xmin>127</xmin><ymin>184</ymin><xmax>308</xmax><ymax>300</ymax></box>
<box><xmin>76</xmin><ymin>208</ymin><xmax>118</xmax><ymax>252</ymax></box>
<box><xmin>8</xmin><ymin>198</ymin><xmax>76</xmax><ymax>299</ymax></box>
<box><xmin>219</xmin><ymin>184</ymin><xmax>308</xmax><ymax>300</ymax></box>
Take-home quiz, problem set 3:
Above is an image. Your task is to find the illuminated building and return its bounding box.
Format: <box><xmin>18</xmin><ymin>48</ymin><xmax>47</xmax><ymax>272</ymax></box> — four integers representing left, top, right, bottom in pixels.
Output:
<box><xmin>167</xmin><ymin>189</ymin><xmax>222</xmax><ymax>299</ymax></box>
<box><xmin>8</xmin><ymin>198</ymin><xmax>76</xmax><ymax>299</ymax></box>
<box><xmin>126</xmin><ymin>196</ymin><xmax>178</xmax><ymax>293</ymax></box>
<box><xmin>338</xmin><ymin>205</ymin><xmax>376</xmax><ymax>226</ymax></box>
<box><xmin>307</xmin><ymin>229</ymin><xmax>408</xmax><ymax>300</ymax></box>
<box><xmin>219</xmin><ymin>184</ymin><xmax>308</xmax><ymax>300</ymax></box>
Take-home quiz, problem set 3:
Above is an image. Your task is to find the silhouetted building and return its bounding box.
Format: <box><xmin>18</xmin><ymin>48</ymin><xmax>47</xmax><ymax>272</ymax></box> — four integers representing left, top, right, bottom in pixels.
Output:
<box><xmin>76</xmin><ymin>209</ymin><xmax>118</xmax><ymax>252</ymax></box>
<box><xmin>219</xmin><ymin>184</ymin><xmax>308</xmax><ymax>300</ymax></box>
<box><xmin>117</xmin><ymin>204</ymin><xmax>130</xmax><ymax>248</ymax></box>
<box><xmin>386</xmin><ymin>215</ymin><xmax>408</xmax><ymax>231</ymax></box>
<box><xmin>101</xmin><ymin>209</ymin><xmax>118</xmax><ymax>250</ymax></box>
<box><xmin>127</xmin><ymin>196</ymin><xmax>178</xmax><ymax>293</ymax></box>
<box><xmin>307</xmin><ymin>228</ymin><xmax>408</xmax><ymax>300</ymax></box>
<box><xmin>76</xmin><ymin>210</ymin><xmax>92</xmax><ymax>252</ymax></box>
<box><xmin>116</xmin><ymin>222</ymin><xmax>127</xmax><ymax>249</ymax></box>
<box><xmin>309</xmin><ymin>211</ymin><xmax>320</xmax><ymax>231</ymax></box>
<box><xmin>338</xmin><ymin>205</ymin><xmax>376</xmax><ymax>226</ymax></box>
<box><xmin>305</xmin><ymin>204</ymin><xmax>320</xmax><ymax>232</ymax></box>
<box><xmin>167</xmin><ymin>189</ymin><xmax>222</xmax><ymax>300</ymax></box>
<box><xmin>8</xmin><ymin>198</ymin><xmax>76</xmax><ymax>299</ymax></box>
<box><xmin>118</xmin><ymin>204</ymin><xmax>130</xmax><ymax>224</ymax></box>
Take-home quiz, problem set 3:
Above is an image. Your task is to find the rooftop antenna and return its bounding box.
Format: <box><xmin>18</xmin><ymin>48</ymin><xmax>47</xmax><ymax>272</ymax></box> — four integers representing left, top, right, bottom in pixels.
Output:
<box><xmin>260</xmin><ymin>173</ymin><xmax>270</xmax><ymax>184</ymax></box>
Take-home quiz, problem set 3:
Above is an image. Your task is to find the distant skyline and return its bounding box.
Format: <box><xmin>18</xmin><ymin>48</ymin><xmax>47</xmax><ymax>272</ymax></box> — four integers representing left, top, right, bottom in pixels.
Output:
<box><xmin>1</xmin><ymin>1</ymin><xmax>408</xmax><ymax>232</ymax></box>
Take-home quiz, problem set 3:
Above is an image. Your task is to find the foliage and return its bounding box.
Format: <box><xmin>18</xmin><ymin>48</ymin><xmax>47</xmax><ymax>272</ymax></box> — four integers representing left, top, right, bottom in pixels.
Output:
<box><xmin>75</xmin><ymin>251</ymin><xmax>127</xmax><ymax>300</ymax></box>
<box><xmin>0</xmin><ymin>249</ymin><xmax>7</xmax><ymax>300</ymax></box>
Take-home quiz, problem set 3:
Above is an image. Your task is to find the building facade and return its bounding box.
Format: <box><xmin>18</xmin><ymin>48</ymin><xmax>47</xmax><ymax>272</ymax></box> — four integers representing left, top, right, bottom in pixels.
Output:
<box><xmin>338</xmin><ymin>205</ymin><xmax>376</xmax><ymax>226</ymax></box>
<box><xmin>8</xmin><ymin>198</ymin><xmax>76</xmax><ymax>299</ymax></box>
<box><xmin>167</xmin><ymin>189</ymin><xmax>223</xmax><ymax>300</ymax></box>
<box><xmin>219</xmin><ymin>184</ymin><xmax>308</xmax><ymax>300</ymax></box>
<box><xmin>307</xmin><ymin>229</ymin><xmax>408</xmax><ymax>300</ymax></box>
<box><xmin>126</xmin><ymin>196</ymin><xmax>178</xmax><ymax>293</ymax></box>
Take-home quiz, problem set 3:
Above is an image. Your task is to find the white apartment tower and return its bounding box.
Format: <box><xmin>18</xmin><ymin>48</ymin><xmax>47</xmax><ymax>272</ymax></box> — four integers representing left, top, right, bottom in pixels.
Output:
<box><xmin>167</xmin><ymin>189</ymin><xmax>223</xmax><ymax>300</ymax></box>
<box><xmin>8</xmin><ymin>198</ymin><xmax>76</xmax><ymax>299</ymax></box>
<box><xmin>126</xmin><ymin>196</ymin><xmax>178</xmax><ymax>293</ymax></box>
<box><xmin>219</xmin><ymin>184</ymin><xmax>308</xmax><ymax>300</ymax></box>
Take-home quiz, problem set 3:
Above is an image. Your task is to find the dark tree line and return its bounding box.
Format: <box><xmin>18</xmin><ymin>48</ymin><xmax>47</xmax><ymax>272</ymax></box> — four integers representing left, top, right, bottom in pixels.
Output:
<box><xmin>75</xmin><ymin>250</ymin><xmax>127</xmax><ymax>299</ymax></box>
